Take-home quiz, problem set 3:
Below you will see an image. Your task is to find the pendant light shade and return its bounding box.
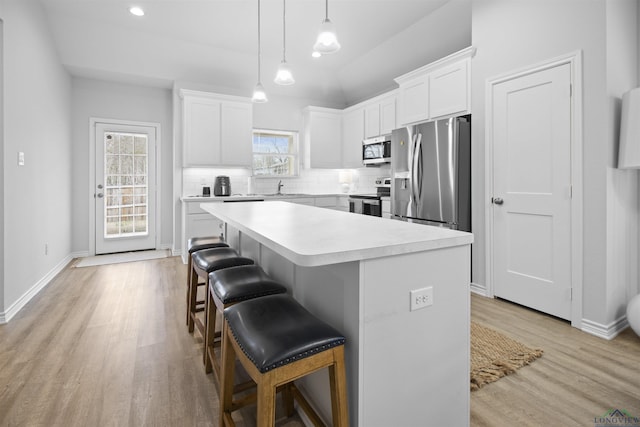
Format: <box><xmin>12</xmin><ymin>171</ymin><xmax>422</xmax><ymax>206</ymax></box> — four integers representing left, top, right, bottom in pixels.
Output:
<box><xmin>274</xmin><ymin>0</ymin><xmax>295</xmax><ymax>85</ymax></box>
<box><xmin>252</xmin><ymin>82</ymin><xmax>268</xmax><ymax>103</ymax></box>
<box><xmin>275</xmin><ymin>62</ymin><xmax>295</xmax><ymax>85</ymax></box>
<box><xmin>252</xmin><ymin>0</ymin><xmax>268</xmax><ymax>103</ymax></box>
<box><xmin>313</xmin><ymin>0</ymin><xmax>340</xmax><ymax>54</ymax></box>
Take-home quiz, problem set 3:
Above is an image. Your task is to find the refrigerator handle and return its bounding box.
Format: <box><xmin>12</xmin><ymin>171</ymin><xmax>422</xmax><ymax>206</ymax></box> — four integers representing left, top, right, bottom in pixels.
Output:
<box><xmin>412</xmin><ymin>133</ymin><xmax>422</xmax><ymax>202</ymax></box>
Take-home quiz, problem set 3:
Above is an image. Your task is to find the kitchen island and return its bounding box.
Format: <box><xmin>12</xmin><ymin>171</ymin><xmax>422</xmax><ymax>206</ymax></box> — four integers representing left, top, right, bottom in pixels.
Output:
<box><xmin>201</xmin><ymin>201</ymin><xmax>473</xmax><ymax>427</ymax></box>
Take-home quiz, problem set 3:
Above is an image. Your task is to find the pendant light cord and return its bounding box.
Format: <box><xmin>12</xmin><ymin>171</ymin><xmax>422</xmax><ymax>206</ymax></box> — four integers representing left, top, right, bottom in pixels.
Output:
<box><xmin>282</xmin><ymin>0</ymin><xmax>287</xmax><ymax>62</ymax></box>
<box><xmin>257</xmin><ymin>0</ymin><xmax>261</xmax><ymax>82</ymax></box>
<box><xmin>325</xmin><ymin>0</ymin><xmax>329</xmax><ymax>20</ymax></box>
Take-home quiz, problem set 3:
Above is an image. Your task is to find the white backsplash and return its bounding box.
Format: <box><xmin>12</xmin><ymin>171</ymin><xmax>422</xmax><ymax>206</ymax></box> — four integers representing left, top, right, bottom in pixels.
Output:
<box><xmin>183</xmin><ymin>165</ymin><xmax>389</xmax><ymax>196</ymax></box>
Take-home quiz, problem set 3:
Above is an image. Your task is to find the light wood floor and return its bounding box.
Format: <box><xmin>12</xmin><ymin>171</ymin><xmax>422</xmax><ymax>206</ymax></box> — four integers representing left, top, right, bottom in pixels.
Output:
<box><xmin>0</xmin><ymin>256</ymin><xmax>639</xmax><ymax>426</ymax></box>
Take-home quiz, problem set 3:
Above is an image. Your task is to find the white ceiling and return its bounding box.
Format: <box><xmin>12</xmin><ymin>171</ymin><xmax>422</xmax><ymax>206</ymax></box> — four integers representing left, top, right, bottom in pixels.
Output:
<box><xmin>39</xmin><ymin>0</ymin><xmax>471</xmax><ymax>106</ymax></box>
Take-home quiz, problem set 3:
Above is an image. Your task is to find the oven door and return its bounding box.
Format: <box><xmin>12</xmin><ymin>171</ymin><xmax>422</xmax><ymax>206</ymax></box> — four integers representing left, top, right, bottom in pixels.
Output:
<box><xmin>362</xmin><ymin>199</ymin><xmax>381</xmax><ymax>216</ymax></box>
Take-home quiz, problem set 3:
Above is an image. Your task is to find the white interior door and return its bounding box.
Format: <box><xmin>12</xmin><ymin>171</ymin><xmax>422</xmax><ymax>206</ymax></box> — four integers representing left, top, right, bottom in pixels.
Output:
<box><xmin>95</xmin><ymin>122</ymin><xmax>157</xmax><ymax>254</ymax></box>
<box><xmin>491</xmin><ymin>63</ymin><xmax>572</xmax><ymax>320</ymax></box>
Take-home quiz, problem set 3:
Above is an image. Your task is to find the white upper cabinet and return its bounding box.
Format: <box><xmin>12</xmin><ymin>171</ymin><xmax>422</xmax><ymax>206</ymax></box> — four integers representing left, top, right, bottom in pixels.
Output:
<box><xmin>363</xmin><ymin>92</ymin><xmax>397</xmax><ymax>138</ymax></box>
<box><xmin>220</xmin><ymin>101</ymin><xmax>253</xmax><ymax>166</ymax></box>
<box><xmin>379</xmin><ymin>96</ymin><xmax>397</xmax><ymax>135</ymax></box>
<box><xmin>397</xmin><ymin>75</ymin><xmax>429</xmax><ymax>126</ymax></box>
<box><xmin>303</xmin><ymin>107</ymin><xmax>343</xmax><ymax>168</ymax></box>
<box><xmin>395</xmin><ymin>47</ymin><xmax>475</xmax><ymax>126</ymax></box>
<box><xmin>364</xmin><ymin>104</ymin><xmax>381</xmax><ymax>138</ymax></box>
<box><xmin>342</xmin><ymin>107</ymin><xmax>365</xmax><ymax>168</ymax></box>
<box><xmin>181</xmin><ymin>90</ymin><xmax>253</xmax><ymax>167</ymax></box>
<box><xmin>428</xmin><ymin>59</ymin><xmax>469</xmax><ymax>119</ymax></box>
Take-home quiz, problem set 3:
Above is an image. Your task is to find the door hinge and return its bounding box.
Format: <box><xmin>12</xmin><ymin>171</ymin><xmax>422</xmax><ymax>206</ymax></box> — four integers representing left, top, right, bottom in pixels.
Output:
<box><xmin>569</xmin><ymin>84</ymin><xmax>572</xmax><ymax>97</ymax></box>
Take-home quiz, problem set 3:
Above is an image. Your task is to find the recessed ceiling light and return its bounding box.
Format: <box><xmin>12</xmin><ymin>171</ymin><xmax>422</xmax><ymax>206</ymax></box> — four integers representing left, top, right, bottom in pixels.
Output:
<box><xmin>129</xmin><ymin>6</ymin><xmax>144</xmax><ymax>17</ymax></box>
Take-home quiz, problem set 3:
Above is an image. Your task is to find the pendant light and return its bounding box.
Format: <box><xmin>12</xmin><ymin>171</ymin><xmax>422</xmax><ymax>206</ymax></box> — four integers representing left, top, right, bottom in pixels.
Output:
<box><xmin>274</xmin><ymin>0</ymin><xmax>295</xmax><ymax>85</ymax></box>
<box><xmin>252</xmin><ymin>0</ymin><xmax>268</xmax><ymax>103</ymax></box>
<box><xmin>313</xmin><ymin>0</ymin><xmax>341</xmax><ymax>54</ymax></box>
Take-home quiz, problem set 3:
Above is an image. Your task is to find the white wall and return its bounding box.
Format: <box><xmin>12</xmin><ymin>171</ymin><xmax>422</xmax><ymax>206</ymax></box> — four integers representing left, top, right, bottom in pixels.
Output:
<box><xmin>472</xmin><ymin>0</ymin><xmax>639</xmax><ymax>330</ymax></box>
<box><xmin>1</xmin><ymin>0</ymin><xmax>72</xmax><ymax>317</ymax></box>
<box><xmin>71</xmin><ymin>77</ymin><xmax>173</xmax><ymax>254</ymax></box>
<box><xmin>605</xmin><ymin>0</ymin><xmax>639</xmax><ymax>323</ymax></box>
<box><xmin>0</xmin><ymin>18</ymin><xmax>5</xmax><ymax>313</ymax></box>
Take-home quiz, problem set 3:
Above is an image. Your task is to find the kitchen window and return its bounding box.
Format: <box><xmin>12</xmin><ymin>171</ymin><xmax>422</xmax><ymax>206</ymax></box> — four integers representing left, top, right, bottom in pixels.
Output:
<box><xmin>252</xmin><ymin>129</ymin><xmax>299</xmax><ymax>177</ymax></box>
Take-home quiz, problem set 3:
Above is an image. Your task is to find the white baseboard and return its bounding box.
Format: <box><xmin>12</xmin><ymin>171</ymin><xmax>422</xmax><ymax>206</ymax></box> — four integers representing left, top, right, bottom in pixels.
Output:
<box><xmin>0</xmin><ymin>254</ymin><xmax>74</xmax><ymax>324</ymax></box>
<box><xmin>581</xmin><ymin>316</ymin><xmax>629</xmax><ymax>340</ymax></box>
<box><xmin>470</xmin><ymin>281</ymin><xmax>488</xmax><ymax>297</ymax></box>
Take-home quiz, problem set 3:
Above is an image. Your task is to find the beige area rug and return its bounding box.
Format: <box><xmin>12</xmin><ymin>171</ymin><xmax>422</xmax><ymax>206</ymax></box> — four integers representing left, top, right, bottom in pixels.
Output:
<box><xmin>75</xmin><ymin>249</ymin><xmax>171</xmax><ymax>268</ymax></box>
<box><xmin>471</xmin><ymin>321</ymin><xmax>543</xmax><ymax>391</ymax></box>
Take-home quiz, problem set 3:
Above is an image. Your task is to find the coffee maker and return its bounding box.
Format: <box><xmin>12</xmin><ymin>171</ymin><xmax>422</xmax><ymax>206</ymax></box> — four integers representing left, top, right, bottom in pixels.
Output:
<box><xmin>214</xmin><ymin>176</ymin><xmax>231</xmax><ymax>196</ymax></box>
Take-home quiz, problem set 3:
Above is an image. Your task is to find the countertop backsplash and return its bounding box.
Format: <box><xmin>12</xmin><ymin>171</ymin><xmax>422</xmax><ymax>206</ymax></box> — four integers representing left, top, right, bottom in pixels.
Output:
<box><xmin>182</xmin><ymin>166</ymin><xmax>388</xmax><ymax>197</ymax></box>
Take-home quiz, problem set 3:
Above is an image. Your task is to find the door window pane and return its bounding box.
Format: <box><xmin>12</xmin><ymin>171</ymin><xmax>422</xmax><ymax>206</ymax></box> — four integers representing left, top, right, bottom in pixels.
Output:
<box><xmin>103</xmin><ymin>132</ymin><xmax>149</xmax><ymax>238</ymax></box>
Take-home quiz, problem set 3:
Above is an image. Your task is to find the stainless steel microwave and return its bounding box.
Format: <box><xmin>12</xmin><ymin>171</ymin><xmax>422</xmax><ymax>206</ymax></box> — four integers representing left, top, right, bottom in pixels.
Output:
<box><xmin>363</xmin><ymin>135</ymin><xmax>391</xmax><ymax>165</ymax></box>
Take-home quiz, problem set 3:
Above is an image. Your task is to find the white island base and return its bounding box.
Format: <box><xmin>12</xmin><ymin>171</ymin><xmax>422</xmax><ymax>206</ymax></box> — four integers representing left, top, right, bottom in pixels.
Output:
<box><xmin>201</xmin><ymin>201</ymin><xmax>472</xmax><ymax>427</ymax></box>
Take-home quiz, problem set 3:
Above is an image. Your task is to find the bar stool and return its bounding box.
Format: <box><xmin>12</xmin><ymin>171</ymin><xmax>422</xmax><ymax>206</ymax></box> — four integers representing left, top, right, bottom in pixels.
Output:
<box><xmin>185</xmin><ymin>236</ymin><xmax>228</xmax><ymax>327</ymax></box>
<box><xmin>220</xmin><ymin>294</ymin><xmax>349</xmax><ymax>427</ymax></box>
<box><xmin>205</xmin><ymin>265</ymin><xmax>288</xmax><ymax>384</ymax></box>
<box><xmin>188</xmin><ymin>247</ymin><xmax>253</xmax><ymax>342</ymax></box>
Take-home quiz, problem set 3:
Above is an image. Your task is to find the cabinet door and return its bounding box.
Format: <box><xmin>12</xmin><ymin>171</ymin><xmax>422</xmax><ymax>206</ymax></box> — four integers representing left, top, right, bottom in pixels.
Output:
<box><xmin>398</xmin><ymin>75</ymin><xmax>428</xmax><ymax>126</ymax></box>
<box><xmin>306</xmin><ymin>110</ymin><xmax>342</xmax><ymax>168</ymax></box>
<box><xmin>221</xmin><ymin>101</ymin><xmax>253</xmax><ymax>166</ymax></box>
<box><xmin>342</xmin><ymin>108</ymin><xmax>365</xmax><ymax>168</ymax></box>
<box><xmin>183</xmin><ymin>97</ymin><xmax>221</xmax><ymax>166</ymax></box>
<box><xmin>380</xmin><ymin>97</ymin><xmax>397</xmax><ymax>135</ymax></box>
<box><xmin>185</xmin><ymin>213</ymin><xmax>224</xmax><ymax>261</ymax></box>
<box><xmin>428</xmin><ymin>59</ymin><xmax>469</xmax><ymax>119</ymax></box>
<box><xmin>364</xmin><ymin>104</ymin><xmax>381</xmax><ymax>138</ymax></box>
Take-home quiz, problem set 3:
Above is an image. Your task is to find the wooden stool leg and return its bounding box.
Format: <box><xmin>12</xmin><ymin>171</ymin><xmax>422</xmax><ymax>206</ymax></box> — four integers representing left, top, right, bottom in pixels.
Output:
<box><xmin>329</xmin><ymin>346</ymin><xmax>349</xmax><ymax>427</ymax></box>
<box><xmin>203</xmin><ymin>276</ymin><xmax>214</xmax><ymax>370</ymax></box>
<box><xmin>186</xmin><ymin>255</ymin><xmax>192</xmax><ymax>326</ymax></box>
<box><xmin>204</xmin><ymin>284</ymin><xmax>217</xmax><ymax>374</ymax></box>
<box><xmin>282</xmin><ymin>383</ymin><xmax>295</xmax><ymax>417</ymax></box>
<box><xmin>220</xmin><ymin>322</ymin><xmax>237</xmax><ymax>427</ymax></box>
<box><xmin>256</xmin><ymin>375</ymin><xmax>277</xmax><ymax>427</ymax></box>
<box><xmin>188</xmin><ymin>266</ymin><xmax>199</xmax><ymax>333</ymax></box>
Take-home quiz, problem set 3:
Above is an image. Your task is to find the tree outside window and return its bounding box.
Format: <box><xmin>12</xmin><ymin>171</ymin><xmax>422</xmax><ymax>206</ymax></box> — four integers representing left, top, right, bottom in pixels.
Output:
<box><xmin>252</xmin><ymin>130</ymin><xmax>299</xmax><ymax>177</ymax></box>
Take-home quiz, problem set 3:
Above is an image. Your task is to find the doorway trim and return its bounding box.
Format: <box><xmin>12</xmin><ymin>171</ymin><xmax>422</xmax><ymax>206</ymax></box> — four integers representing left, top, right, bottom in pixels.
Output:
<box><xmin>484</xmin><ymin>51</ymin><xmax>583</xmax><ymax>328</ymax></box>
<box><xmin>89</xmin><ymin>117</ymin><xmax>162</xmax><ymax>256</ymax></box>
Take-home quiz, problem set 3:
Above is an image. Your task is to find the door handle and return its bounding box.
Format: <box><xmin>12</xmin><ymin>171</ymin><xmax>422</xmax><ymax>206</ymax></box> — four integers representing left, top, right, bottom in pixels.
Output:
<box><xmin>96</xmin><ymin>193</ymin><xmax>104</xmax><ymax>198</ymax></box>
<box><xmin>492</xmin><ymin>197</ymin><xmax>504</xmax><ymax>205</ymax></box>
<box><xmin>97</xmin><ymin>184</ymin><xmax>103</xmax><ymax>189</ymax></box>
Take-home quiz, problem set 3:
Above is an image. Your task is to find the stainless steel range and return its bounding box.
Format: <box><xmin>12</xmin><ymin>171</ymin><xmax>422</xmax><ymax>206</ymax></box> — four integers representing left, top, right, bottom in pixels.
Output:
<box><xmin>348</xmin><ymin>177</ymin><xmax>390</xmax><ymax>217</ymax></box>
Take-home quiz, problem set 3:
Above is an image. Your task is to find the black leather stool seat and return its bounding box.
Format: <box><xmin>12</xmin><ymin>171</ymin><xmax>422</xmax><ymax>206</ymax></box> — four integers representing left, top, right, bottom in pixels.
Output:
<box><xmin>187</xmin><ymin>236</ymin><xmax>228</xmax><ymax>253</ymax></box>
<box><xmin>224</xmin><ymin>294</ymin><xmax>346</xmax><ymax>373</ymax></box>
<box><xmin>192</xmin><ymin>247</ymin><xmax>254</xmax><ymax>273</ymax></box>
<box><xmin>210</xmin><ymin>265</ymin><xmax>287</xmax><ymax>305</ymax></box>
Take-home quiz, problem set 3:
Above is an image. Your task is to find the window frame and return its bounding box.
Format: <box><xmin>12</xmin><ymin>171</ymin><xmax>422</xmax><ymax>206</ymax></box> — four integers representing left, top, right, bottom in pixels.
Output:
<box><xmin>252</xmin><ymin>128</ymin><xmax>300</xmax><ymax>178</ymax></box>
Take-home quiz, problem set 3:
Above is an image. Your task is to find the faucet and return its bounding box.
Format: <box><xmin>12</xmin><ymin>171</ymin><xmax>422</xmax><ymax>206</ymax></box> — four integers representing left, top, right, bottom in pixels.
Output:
<box><xmin>277</xmin><ymin>180</ymin><xmax>284</xmax><ymax>195</ymax></box>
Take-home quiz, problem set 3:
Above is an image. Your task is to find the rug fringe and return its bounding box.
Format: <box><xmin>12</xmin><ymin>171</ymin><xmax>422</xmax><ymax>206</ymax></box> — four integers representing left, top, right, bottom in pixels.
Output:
<box><xmin>470</xmin><ymin>350</ymin><xmax>543</xmax><ymax>391</ymax></box>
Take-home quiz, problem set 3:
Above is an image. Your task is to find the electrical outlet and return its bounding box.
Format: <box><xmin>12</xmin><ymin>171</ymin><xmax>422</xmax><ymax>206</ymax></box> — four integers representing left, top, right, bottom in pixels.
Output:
<box><xmin>410</xmin><ymin>286</ymin><xmax>433</xmax><ymax>311</ymax></box>
<box><xmin>18</xmin><ymin>152</ymin><xmax>25</xmax><ymax>166</ymax></box>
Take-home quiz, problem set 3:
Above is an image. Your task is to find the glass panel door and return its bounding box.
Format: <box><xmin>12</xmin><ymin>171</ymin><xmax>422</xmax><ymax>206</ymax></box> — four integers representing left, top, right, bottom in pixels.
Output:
<box><xmin>95</xmin><ymin>122</ymin><xmax>156</xmax><ymax>254</ymax></box>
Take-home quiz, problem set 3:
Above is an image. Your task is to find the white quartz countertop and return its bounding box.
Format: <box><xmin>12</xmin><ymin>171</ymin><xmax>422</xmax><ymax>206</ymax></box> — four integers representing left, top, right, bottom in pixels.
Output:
<box><xmin>181</xmin><ymin>193</ymin><xmax>342</xmax><ymax>202</ymax></box>
<box><xmin>200</xmin><ymin>201</ymin><xmax>473</xmax><ymax>267</ymax></box>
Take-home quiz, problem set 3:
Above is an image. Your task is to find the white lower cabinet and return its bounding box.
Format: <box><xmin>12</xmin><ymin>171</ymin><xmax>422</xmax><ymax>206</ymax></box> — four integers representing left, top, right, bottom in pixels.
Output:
<box><xmin>183</xmin><ymin>201</ymin><xmax>224</xmax><ymax>263</ymax></box>
<box><xmin>382</xmin><ymin>199</ymin><xmax>391</xmax><ymax>219</ymax></box>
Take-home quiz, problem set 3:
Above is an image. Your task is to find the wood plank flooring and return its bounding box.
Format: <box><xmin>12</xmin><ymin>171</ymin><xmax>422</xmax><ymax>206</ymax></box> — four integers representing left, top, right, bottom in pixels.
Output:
<box><xmin>0</xmin><ymin>256</ymin><xmax>638</xmax><ymax>426</ymax></box>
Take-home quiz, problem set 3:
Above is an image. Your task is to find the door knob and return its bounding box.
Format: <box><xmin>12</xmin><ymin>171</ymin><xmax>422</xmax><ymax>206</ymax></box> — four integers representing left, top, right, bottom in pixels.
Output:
<box><xmin>97</xmin><ymin>184</ymin><xmax>103</xmax><ymax>189</ymax></box>
<box><xmin>492</xmin><ymin>197</ymin><xmax>504</xmax><ymax>205</ymax></box>
<box><xmin>97</xmin><ymin>193</ymin><xmax>104</xmax><ymax>198</ymax></box>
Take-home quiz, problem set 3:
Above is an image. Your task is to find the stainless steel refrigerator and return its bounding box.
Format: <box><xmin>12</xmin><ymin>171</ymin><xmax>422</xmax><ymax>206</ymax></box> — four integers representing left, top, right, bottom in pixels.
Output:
<box><xmin>391</xmin><ymin>115</ymin><xmax>471</xmax><ymax>232</ymax></box>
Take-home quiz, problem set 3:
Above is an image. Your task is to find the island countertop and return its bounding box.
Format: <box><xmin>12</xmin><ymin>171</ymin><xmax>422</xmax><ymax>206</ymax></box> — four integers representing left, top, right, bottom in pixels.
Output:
<box><xmin>201</xmin><ymin>200</ymin><xmax>473</xmax><ymax>267</ymax></box>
